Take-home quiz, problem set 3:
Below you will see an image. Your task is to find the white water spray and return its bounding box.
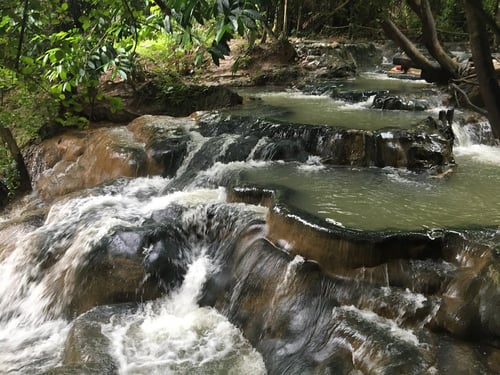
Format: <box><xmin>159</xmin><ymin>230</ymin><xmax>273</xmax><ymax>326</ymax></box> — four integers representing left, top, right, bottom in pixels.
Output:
<box><xmin>103</xmin><ymin>253</ymin><xmax>266</xmax><ymax>375</ymax></box>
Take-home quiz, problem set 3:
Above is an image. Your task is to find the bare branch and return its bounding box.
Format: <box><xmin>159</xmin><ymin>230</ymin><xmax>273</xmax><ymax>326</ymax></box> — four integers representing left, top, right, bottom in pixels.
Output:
<box><xmin>449</xmin><ymin>83</ymin><xmax>488</xmax><ymax>116</ymax></box>
<box><xmin>380</xmin><ymin>18</ymin><xmax>433</xmax><ymax>70</ymax></box>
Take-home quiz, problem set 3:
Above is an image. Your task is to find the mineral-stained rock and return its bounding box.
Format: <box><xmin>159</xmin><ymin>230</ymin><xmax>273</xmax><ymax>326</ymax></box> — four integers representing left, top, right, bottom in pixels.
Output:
<box><xmin>198</xmin><ymin>113</ymin><xmax>455</xmax><ymax>170</ymax></box>
<box><xmin>25</xmin><ymin>116</ymin><xmax>194</xmax><ymax>200</ymax></box>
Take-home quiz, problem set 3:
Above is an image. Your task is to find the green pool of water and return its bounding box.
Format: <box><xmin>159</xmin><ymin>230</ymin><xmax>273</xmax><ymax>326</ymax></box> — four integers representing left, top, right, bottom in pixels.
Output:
<box><xmin>228</xmin><ymin>74</ymin><xmax>500</xmax><ymax>231</ymax></box>
<box><xmin>240</xmin><ymin>150</ymin><xmax>500</xmax><ymax>231</ymax></box>
<box><xmin>229</xmin><ymin>73</ymin><xmax>442</xmax><ymax>131</ymax></box>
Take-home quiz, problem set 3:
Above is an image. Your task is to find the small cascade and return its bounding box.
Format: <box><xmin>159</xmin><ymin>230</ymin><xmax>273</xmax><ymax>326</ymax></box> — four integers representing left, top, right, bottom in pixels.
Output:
<box><xmin>101</xmin><ymin>254</ymin><xmax>266</xmax><ymax>375</ymax></box>
<box><xmin>453</xmin><ymin>120</ymin><xmax>496</xmax><ymax>147</ymax></box>
<box><xmin>2</xmin><ymin>75</ymin><xmax>500</xmax><ymax>374</ymax></box>
<box><xmin>267</xmin><ymin>255</ymin><xmax>305</xmax><ymax>314</ymax></box>
<box><xmin>0</xmin><ymin>175</ymin><xmax>268</xmax><ymax>373</ymax></box>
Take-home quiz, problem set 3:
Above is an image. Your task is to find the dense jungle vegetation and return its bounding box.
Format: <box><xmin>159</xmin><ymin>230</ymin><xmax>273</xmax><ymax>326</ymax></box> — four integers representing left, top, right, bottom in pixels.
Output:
<box><xmin>1</xmin><ymin>0</ymin><xmax>500</xmax><ymax>198</ymax></box>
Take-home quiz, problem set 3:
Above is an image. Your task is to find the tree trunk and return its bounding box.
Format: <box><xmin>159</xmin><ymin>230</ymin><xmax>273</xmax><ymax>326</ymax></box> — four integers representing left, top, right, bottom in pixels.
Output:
<box><xmin>283</xmin><ymin>0</ymin><xmax>288</xmax><ymax>37</ymax></box>
<box><xmin>0</xmin><ymin>126</ymin><xmax>31</xmax><ymax>193</ymax></box>
<box><xmin>406</xmin><ymin>0</ymin><xmax>459</xmax><ymax>78</ymax></box>
<box><xmin>380</xmin><ymin>18</ymin><xmax>434</xmax><ymax>70</ymax></box>
<box><xmin>464</xmin><ymin>0</ymin><xmax>500</xmax><ymax>139</ymax></box>
<box><xmin>275</xmin><ymin>0</ymin><xmax>284</xmax><ymax>37</ymax></box>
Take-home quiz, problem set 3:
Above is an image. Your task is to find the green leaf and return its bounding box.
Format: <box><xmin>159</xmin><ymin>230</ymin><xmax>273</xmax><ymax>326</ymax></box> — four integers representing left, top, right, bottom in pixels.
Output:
<box><xmin>164</xmin><ymin>15</ymin><xmax>171</xmax><ymax>33</ymax></box>
<box><xmin>0</xmin><ymin>15</ymin><xmax>11</xmax><ymax>28</ymax></box>
<box><xmin>100</xmin><ymin>52</ymin><xmax>109</xmax><ymax>64</ymax></box>
<box><xmin>20</xmin><ymin>56</ymin><xmax>34</xmax><ymax>65</ymax></box>
<box><xmin>242</xmin><ymin>9</ymin><xmax>262</xmax><ymax>21</ymax></box>
<box><xmin>194</xmin><ymin>52</ymin><xmax>204</xmax><ymax>66</ymax></box>
<box><xmin>117</xmin><ymin>69</ymin><xmax>127</xmax><ymax>80</ymax></box>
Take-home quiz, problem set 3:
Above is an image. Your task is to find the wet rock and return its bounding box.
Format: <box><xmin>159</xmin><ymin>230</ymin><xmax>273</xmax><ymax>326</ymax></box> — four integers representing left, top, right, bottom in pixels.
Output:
<box><xmin>203</xmin><ymin>234</ymin><xmax>437</xmax><ymax>375</ymax></box>
<box><xmin>252</xmin><ymin>138</ymin><xmax>309</xmax><ymax>162</ymax></box>
<box><xmin>198</xmin><ymin>113</ymin><xmax>455</xmax><ymax>170</ymax></box>
<box><xmin>265</xmin><ymin>204</ymin><xmax>444</xmax><ymax>272</ymax></box>
<box><xmin>331</xmin><ymin>89</ymin><xmax>387</xmax><ymax>103</ymax></box>
<box><xmin>198</xmin><ymin>211</ymin><xmax>500</xmax><ymax>374</ymax></box>
<box><xmin>26</xmin><ymin>201</ymin><xmax>190</xmax><ymax>317</ymax></box>
<box><xmin>65</xmin><ymin>215</ymin><xmax>190</xmax><ymax>316</ymax></box>
<box><xmin>50</xmin><ymin>304</ymin><xmax>134</xmax><ymax>374</ymax></box>
<box><xmin>127</xmin><ymin>115</ymin><xmax>191</xmax><ymax>177</ymax></box>
<box><xmin>428</xmin><ymin>232</ymin><xmax>500</xmax><ymax>340</ymax></box>
<box><xmin>372</xmin><ymin>93</ymin><xmax>428</xmax><ymax>111</ymax></box>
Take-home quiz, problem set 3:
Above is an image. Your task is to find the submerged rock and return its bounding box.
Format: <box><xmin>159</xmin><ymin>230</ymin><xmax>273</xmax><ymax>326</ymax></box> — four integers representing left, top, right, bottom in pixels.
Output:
<box><xmin>44</xmin><ymin>304</ymin><xmax>132</xmax><ymax>374</ymax></box>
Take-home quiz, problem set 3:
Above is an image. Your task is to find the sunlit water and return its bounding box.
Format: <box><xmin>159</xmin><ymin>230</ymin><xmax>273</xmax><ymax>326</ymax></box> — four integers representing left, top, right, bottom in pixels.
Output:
<box><xmin>239</xmin><ymin>146</ymin><xmax>500</xmax><ymax>231</ymax></box>
<box><xmin>229</xmin><ymin>73</ymin><xmax>443</xmax><ymax>130</ymax></box>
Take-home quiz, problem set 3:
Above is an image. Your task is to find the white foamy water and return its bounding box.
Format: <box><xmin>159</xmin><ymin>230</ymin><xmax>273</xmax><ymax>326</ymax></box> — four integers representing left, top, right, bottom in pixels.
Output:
<box><xmin>454</xmin><ymin>143</ymin><xmax>500</xmax><ymax>164</ymax></box>
<box><xmin>297</xmin><ymin>155</ymin><xmax>326</xmax><ymax>171</ymax></box>
<box><xmin>0</xmin><ymin>177</ymin><xmax>265</xmax><ymax>374</ymax></box>
<box><xmin>453</xmin><ymin>120</ymin><xmax>500</xmax><ymax>163</ymax></box>
<box><xmin>103</xmin><ymin>254</ymin><xmax>266</xmax><ymax>375</ymax></box>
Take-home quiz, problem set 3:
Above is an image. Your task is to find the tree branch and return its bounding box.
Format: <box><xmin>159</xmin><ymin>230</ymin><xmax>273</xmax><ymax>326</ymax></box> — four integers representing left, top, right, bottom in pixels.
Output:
<box><xmin>380</xmin><ymin>18</ymin><xmax>434</xmax><ymax>70</ymax></box>
<box><xmin>152</xmin><ymin>0</ymin><xmax>171</xmax><ymax>16</ymax></box>
<box><xmin>464</xmin><ymin>0</ymin><xmax>500</xmax><ymax>138</ymax></box>
<box><xmin>406</xmin><ymin>0</ymin><xmax>459</xmax><ymax>78</ymax></box>
<box><xmin>449</xmin><ymin>83</ymin><xmax>488</xmax><ymax>116</ymax></box>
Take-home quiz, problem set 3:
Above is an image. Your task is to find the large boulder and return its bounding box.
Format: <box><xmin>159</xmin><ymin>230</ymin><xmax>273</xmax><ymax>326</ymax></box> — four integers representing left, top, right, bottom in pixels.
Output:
<box><xmin>24</xmin><ymin>116</ymin><xmax>194</xmax><ymax>200</ymax></box>
<box><xmin>31</xmin><ymin>203</ymin><xmax>190</xmax><ymax>318</ymax></box>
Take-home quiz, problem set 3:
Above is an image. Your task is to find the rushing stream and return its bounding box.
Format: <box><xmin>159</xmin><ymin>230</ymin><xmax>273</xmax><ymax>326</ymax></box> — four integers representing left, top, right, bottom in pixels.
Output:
<box><xmin>0</xmin><ymin>72</ymin><xmax>499</xmax><ymax>374</ymax></box>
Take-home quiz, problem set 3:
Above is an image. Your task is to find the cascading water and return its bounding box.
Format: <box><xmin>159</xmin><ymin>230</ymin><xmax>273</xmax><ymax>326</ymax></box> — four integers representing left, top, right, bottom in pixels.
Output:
<box><xmin>101</xmin><ymin>255</ymin><xmax>265</xmax><ymax>374</ymax></box>
<box><xmin>0</xmin><ymin>174</ymin><xmax>267</xmax><ymax>374</ymax></box>
<box><xmin>1</xmin><ymin>72</ymin><xmax>500</xmax><ymax>374</ymax></box>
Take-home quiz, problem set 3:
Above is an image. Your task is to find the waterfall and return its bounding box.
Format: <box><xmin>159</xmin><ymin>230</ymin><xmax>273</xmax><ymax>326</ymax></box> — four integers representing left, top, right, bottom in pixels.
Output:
<box><xmin>102</xmin><ymin>254</ymin><xmax>266</xmax><ymax>375</ymax></box>
<box><xmin>0</xmin><ymin>175</ymin><xmax>267</xmax><ymax>374</ymax></box>
<box><xmin>452</xmin><ymin>120</ymin><xmax>500</xmax><ymax>164</ymax></box>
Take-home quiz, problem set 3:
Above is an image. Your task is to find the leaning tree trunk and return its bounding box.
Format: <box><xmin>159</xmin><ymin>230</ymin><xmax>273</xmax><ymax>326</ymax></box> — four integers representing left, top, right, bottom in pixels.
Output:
<box><xmin>406</xmin><ymin>0</ymin><xmax>459</xmax><ymax>78</ymax></box>
<box><xmin>380</xmin><ymin>18</ymin><xmax>434</xmax><ymax>70</ymax></box>
<box><xmin>464</xmin><ymin>0</ymin><xmax>500</xmax><ymax>139</ymax></box>
<box><xmin>0</xmin><ymin>126</ymin><xmax>31</xmax><ymax>193</ymax></box>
